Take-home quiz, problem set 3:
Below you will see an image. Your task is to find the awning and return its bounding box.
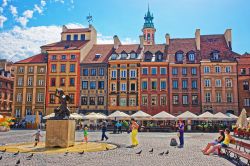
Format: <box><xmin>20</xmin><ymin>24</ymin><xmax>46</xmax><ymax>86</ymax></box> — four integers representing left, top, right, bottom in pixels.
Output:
<box><xmin>152</xmin><ymin>111</ymin><xmax>176</xmax><ymax>120</ymax></box>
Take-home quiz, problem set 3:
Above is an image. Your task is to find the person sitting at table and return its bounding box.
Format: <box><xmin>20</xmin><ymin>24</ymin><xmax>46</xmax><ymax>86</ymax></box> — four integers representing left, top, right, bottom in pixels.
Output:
<box><xmin>202</xmin><ymin>130</ymin><xmax>225</xmax><ymax>154</ymax></box>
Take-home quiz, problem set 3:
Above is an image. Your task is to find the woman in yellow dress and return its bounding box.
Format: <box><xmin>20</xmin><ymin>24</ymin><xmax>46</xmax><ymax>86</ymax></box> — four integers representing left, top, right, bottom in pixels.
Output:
<box><xmin>130</xmin><ymin>118</ymin><xmax>139</xmax><ymax>147</ymax></box>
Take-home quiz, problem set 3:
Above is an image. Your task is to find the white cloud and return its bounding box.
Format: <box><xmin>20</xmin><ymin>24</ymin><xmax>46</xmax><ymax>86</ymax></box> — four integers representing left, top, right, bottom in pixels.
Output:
<box><xmin>54</xmin><ymin>0</ymin><xmax>64</xmax><ymax>4</ymax></box>
<box><xmin>0</xmin><ymin>7</ymin><xmax>3</xmax><ymax>13</ymax></box>
<box><xmin>41</xmin><ymin>0</ymin><xmax>46</xmax><ymax>7</ymax></box>
<box><xmin>2</xmin><ymin>0</ymin><xmax>8</xmax><ymax>7</ymax></box>
<box><xmin>34</xmin><ymin>4</ymin><xmax>42</xmax><ymax>14</ymax></box>
<box><xmin>0</xmin><ymin>15</ymin><xmax>7</xmax><ymax>28</ymax></box>
<box><xmin>10</xmin><ymin>5</ymin><xmax>18</xmax><ymax>17</ymax></box>
<box><xmin>23</xmin><ymin>10</ymin><xmax>33</xmax><ymax>19</ymax></box>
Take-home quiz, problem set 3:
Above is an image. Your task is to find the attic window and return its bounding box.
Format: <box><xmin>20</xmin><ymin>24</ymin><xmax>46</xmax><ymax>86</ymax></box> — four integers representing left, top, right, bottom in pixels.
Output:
<box><xmin>121</xmin><ymin>53</ymin><xmax>127</xmax><ymax>59</ymax></box>
<box><xmin>95</xmin><ymin>54</ymin><xmax>101</xmax><ymax>58</ymax></box>
<box><xmin>211</xmin><ymin>51</ymin><xmax>220</xmax><ymax>60</ymax></box>
<box><xmin>64</xmin><ymin>45</ymin><xmax>70</xmax><ymax>49</ymax></box>
<box><xmin>130</xmin><ymin>53</ymin><xmax>137</xmax><ymax>59</ymax></box>
<box><xmin>111</xmin><ymin>54</ymin><xmax>117</xmax><ymax>60</ymax></box>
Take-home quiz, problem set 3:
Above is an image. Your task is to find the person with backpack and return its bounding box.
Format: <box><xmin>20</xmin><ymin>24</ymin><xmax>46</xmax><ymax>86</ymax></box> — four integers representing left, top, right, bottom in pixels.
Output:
<box><xmin>130</xmin><ymin>118</ymin><xmax>139</xmax><ymax>147</ymax></box>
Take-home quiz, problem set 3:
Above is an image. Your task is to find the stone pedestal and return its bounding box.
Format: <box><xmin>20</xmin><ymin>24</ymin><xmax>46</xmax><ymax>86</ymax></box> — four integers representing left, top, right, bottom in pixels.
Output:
<box><xmin>45</xmin><ymin>119</ymin><xmax>75</xmax><ymax>148</ymax></box>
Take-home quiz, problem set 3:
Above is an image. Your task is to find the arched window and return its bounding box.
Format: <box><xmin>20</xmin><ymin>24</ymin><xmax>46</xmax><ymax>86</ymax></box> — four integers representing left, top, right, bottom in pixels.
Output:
<box><xmin>147</xmin><ymin>33</ymin><xmax>151</xmax><ymax>41</ymax></box>
<box><xmin>211</xmin><ymin>50</ymin><xmax>220</xmax><ymax>60</ymax></box>
<box><xmin>187</xmin><ymin>51</ymin><xmax>195</xmax><ymax>62</ymax></box>
<box><xmin>155</xmin><ymin>51</ymin><xmax>163</xmax><ymax>61</ymax></box>
<box><xmin>145</xmin><ymin>51</ymin><xmax>152</xmax><ymax>62</ymax></box>
<box><xmin>175</xmin><ymin>51</ymin><xmax>184</xmax><ymax>62</ymax></box>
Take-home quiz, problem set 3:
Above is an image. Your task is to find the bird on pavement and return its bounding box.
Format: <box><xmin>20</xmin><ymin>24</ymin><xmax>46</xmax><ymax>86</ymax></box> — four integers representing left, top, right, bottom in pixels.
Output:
<box><xmin>106</xmin><ymin>147</ymin><xmax>109</xmax><ymax>151</ymax></box>
<box><xmin>26</xmin><ymin>153</ymin><xmax>34</xmax><ymax>160</ymax></box>
<box><xmin>149</xmin><ymin>148</ymin><xmax>153</xmax><ymax>153</ymax></box>
<box><xmin>0</xmin><ymin>156</ymin><xmax>2</xmax><ymax>160</ymax></box>
<box><xmin>79</xmin><ymin>150</ymin><xmax>84</xmax><ymax>155</ymax></box>
<box><xmin>136</xmin><ymin>150</ymin><xmax>142</xmax><ymax>155</ymax></box>
<box><xmin>64</xmin><ymin>151</ymin><xmax>69</xmax><ymax>156</ymax></box>
<box><xmin>15</xmin><ymin>159</ymin><xmax>20</xmax><ymax>165</ymax></box>
<box><xmin>165</xmin><ymin>150</ymin><xmax>169</xmax><ymax>155</ymax></box>
<box><xmin>13</xmin><ymin>151</ymin><xmax>19</xmax><ymax>156</ymax></box>
<box><xmin>158</xmin><ymin>152</ymin><xmax>164</xmax><ymax>156</ymax></box>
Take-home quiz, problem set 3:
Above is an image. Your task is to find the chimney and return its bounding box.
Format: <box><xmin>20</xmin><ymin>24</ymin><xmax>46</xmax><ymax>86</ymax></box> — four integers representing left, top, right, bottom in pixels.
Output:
<box><xmin>165</xmin><ymin>33</ymin><xmax>170</xmax><ymax>46</ymax></box>
<box><xmin>139</xmin><ymin>35</ymin><xmax>144</xmax><ymax>48</ymax></box>
<box><xmin>195</xmin><ymin>29</ymin><xmax>200</xmax><ymax>51</ymax></box>
<box><xmin>224</xmin><ymin>29</ymin><xmax>232</xmax><ymax>50</ymax></box>
<box><xmin>113</xmin><ymin>35</ymin><xmax>121</xmax><ymax>49</ymax></box>
<box><xmin>62</xmin><ymin>25</ymin><xmax>67</xmax><ymax>32</ymax></box>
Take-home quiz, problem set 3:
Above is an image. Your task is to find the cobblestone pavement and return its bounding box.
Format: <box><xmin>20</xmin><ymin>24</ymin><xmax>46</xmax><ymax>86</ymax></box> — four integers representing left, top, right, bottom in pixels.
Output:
<box><xmin>0</xmin><ymin>130</ymin><xmax>246</xmax><ymax>166</ymax></box>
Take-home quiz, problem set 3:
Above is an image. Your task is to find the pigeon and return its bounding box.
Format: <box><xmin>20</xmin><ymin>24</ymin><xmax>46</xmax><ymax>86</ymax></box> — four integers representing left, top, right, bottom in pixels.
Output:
<box><xmin>26</xmin><ymin>153</ymin><xmax>34</xmax><ymax>160</ymax></box>
<box><xmin>106</xmin><ymin>147</ymin><xmax>109</xmax><ymax>151</ymax></box>
<box><xmin>0</xmin><ymin>149</ymin><xmax>6</xmax><ymax>153</ymax></box>
<box><xmin>64</xmin><ymin>151</ymin><xmax>69</xmax><ymax>156</ymax></box>
<box><xmin>158</xmin><ymin>152</ymin><xmax>164</xmax><ymax>156</ymax></box>
<box><xmin>165</xmin><ymin>150</ymin><xmax>169</xmax><ymax>155</ymax></box>
<box><xmin>136</xmin><ymin>150</ymin><xmax>142</xmax><ymax>155</ymax></box>
<box><xmin>149</xmin><ymin>148</ymin><xmax>153</xmax><ymax>153</ymax></box>
<box><xmin>15</xmin><ymin>159</ymin><xmax>20</xmax><ymax>165</ymax></box>
<box><xmin>79</xmin><ymin>150</ymin><xmax>84</xmax><ymax>155</ymax></box>
<box><xmin>13</xmin><ymin>151</ymin><xmax>19</xmax><ymax>156</ymax></box>
<box><xmin>0</xmin><ymin>156</ymin><xmax>2</xmax><ymax>160</ymax></box>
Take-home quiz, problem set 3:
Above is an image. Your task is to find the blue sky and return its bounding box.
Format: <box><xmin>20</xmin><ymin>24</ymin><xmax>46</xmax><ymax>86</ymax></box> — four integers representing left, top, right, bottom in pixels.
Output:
<box><xmin>0</xmin><ymin>0</ymin><xmax>249</xmax><ymax>61</ymax></box>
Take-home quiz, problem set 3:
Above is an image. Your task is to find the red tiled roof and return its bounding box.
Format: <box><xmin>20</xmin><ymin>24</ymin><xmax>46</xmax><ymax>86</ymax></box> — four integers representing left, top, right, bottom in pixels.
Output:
<box><xmin>168</xmin><ymin>38</ymin><xmax>196</xmax><ymax>54</ymax></box>
<box><xmin>144</xmin><ymin>44</ymin><xmax>166</xmax><ymax>53</ymax></box>
<box><xmin>15</xmin><ymin>53</ymin><xmax>47</xmax><ymax>64</ymax></box>
<box><xmin>61</xmin><ymin>28</ymin><xmax>91</xmax><ymax>33</ymax></box>
<box><xmin>82</xmin><ymin>44</ymin><xmax>114</xmax><ymax>64</ymax></box>
<box><xmin>41</xmin><ymin>40</ymin><xmax>89</xmax><ymax>51</ymax></box>
<box><xmin>114</xmin><ymin>44</ymin><xmax>141</xmax><ymax>54</ymax></box>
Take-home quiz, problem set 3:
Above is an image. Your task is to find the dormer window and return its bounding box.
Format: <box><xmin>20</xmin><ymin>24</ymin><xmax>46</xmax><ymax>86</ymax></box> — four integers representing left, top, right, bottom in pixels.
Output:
<box><xmin>66</xmin><ymin>35</ymin><xmax>71</xmax><ymax>41</ymax></box>
<box><xmin>155</xmin><ymin>51</ymin><xmax>163</xmax><ymax>61</ymax></box>
<box><xmin>95</xmin><ymin>54</ymin><xmax>101</xmax><ymax>58</ymax></box>
<box><xmin>176</xmin><ymin>51</ymin><xmax>184</xmax><ymax>63</ymax></box>
<box><xmin>130</xmin><ymin>52</ymin><xmax>137</xmax><ymax>59</ymax></box>
<box><xmin>188</xmin><ymin>52</ymin><xmax>195</xmax><ymax>62</ymax></box>
<box><xmin>111</xmin><ymin>54</ymin><xmax>117</xmax><ymax>60</ymax></box>
<box><xmin>121</xmin><ymin>52</ymin><xmax>127</xmax><ymax>59</ymax></box>
<box><xmin>211</xmin><ymin>51</ymin><xmax>220</xmax><ymax>61</ymax></box>
<box><xmin>145</xmin><ymin>51</ymin><xmax>152</xmax><ymax>62</ymax></box>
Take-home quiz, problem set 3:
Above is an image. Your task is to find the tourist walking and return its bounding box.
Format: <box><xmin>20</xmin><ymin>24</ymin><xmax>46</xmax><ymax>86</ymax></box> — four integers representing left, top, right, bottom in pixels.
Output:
<box><xmin>130</xmin><ymin>118</ymin><xmax>139</xmax><ymax>147</ymax></box>
<box><xmin>32</xmin><ymin>129</ymin><xmax>42</xmax><ymax>147</ymax></box>
<box><xmin>101</xmin><ymin>120</ymin><xmax>109</xmax><ymax>141</ymax></box>
<box><xmin>177</xmin><ymin>120</ymin><xmax>184</xmax><ymax>148</ymax></box>
<box><xmin>83</xmin><ymin>126</ymin><xmax>88</xmax><ymax>143</ymax></box>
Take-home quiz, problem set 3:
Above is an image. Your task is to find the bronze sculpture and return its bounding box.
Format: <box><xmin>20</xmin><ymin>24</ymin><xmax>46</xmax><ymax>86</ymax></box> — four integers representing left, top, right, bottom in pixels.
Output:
<box><xmin>52</xmin><ymin>88</ymin><xmax>72</xmax><ymax>119</ymax></box>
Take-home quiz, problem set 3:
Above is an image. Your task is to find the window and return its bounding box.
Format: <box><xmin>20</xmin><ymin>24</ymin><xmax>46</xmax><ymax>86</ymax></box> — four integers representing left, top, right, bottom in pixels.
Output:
<box><xmin>111</xmin><ymin>97</ymin><xmax>117</xmax><ymax>106</ymax></box>
<box><xmin>83</xmin><ymin>69</ymin><xmax>88</xmax><ymax>76</ymax></box>
<box><xmin>215</xmin><ymin>79</ymin><xmax>222</xmax><ymax>87</ymax></box>
<box><xmin>27</xmin><ymin>77</ymin><xmax>33</xmax><ymax>86</ymax></box>
<box><xmin>61</xmin><ymin>55</ymin><xmax>66</xmax><ymax>60</ymax></box>
<box><xmin>121</xmin><ymin>70</ymin><xmax>127</xmax><ymax>78</ymax></box>
<box><xmin>130</xmin><ymin>83</ymin><xmax>136</xmax><ymax>91</ymax></box>
<box><xmin>69</xmin><ymin>78</ymin><xmax>75</xmax><ymax>86</ymax></box>
<box><xmin>28</xmin><ymin>67</ymin><xmax>33</xmax><ymax>73</ymax></box>
<box><xmin>99</xmin><ymin>68</ymin><xmax>104</xmax><ymax>76</ymax></box>
<box><xmin>160</xmin><ymin>68</ymin><xmax>166</xmax><ymax>75</ymax></box>
<box><xmin>173</xmin><ymin>95</ymin><xmax>179</xmax><ymax>104</ymax></box>
<box><xmin>182</xmin><ymin>95</ymin><xmax>188</xmax><ymax>105</ymax></box>
<box><xmin>82</xmin><ymin>81</ymin><xmax>88</xmax><ymax>89</ymax></box>
<box><xmin>121</xmin><ymin>83</ymin><xmax>126</xmax><ymax>91</ymax></box>
<box><xmin>216</xmin><ymin>92</ymin><xmax>222</xmax><ymax>103</ymax></box>
<box><xmin>191</xmin><ymin>67</ymin><xmax>197</xmax><ymax>75</ymax></box>
<box><xmin>151</xmin><ymin>96</ymin><xmax>157</xmax><ymax>106</ymax></box>
<box><xmin>129</xmin><ymin>98</ymin><xmax>136</xmax><ymax>106</ymax></box>
<box><xmin>66</xmin><ymin>35</ymin><xmax>71</xmax><ymax>41</ymax></box>
<box><xmin>16</xmin><ymin>93</ymin><xmax>22</xmax><ymax>102</ymax></box>
<box><xmin>212</xmin><ymin>52</ymin><xmax>219</xmax><ymax>60</ymax></box>
<box><xmin>81</xmin><ymin>96</ymin><xmax>87</xmax><ymax>105</ymax></box>
<box><xmin>70</xmin><ymin>64</ymin><xmax>75</xmax><ymax>72</ymax></box>
<box><xmin>27</xmin><ymin>93</ymin><xmax>32</xmax><ymax>102</ymax></box>
<box><xmin>215</xmin><ymin>66</ymin><xmax>221</xmax><ymax>73</ymax></box>
<box><xmin>81</xmin><ymin>34</ymin><xmax>85</xmax><ymax>41</ymax></box>
<box><xmin>91</xmin><ymin>69</ymin><xmax>96</xmax><ymax>76</ymax></box>
<box><xmin>111</xmin><ymin>70</ymin><xmax>117</xmax><ymax>78</ymax></box>
<box><xmin>60</xmin><ymin>78</ymin><xmax>65</xmax><ymax>86</ymax></box>
<box><xmin>111</xmin><ymin>83</ymin><xmax>116</xmax><ymax>91</ymax></box>
<box><xmin>130</xmin><ymin>53</ymin><xmax>137</xmax><ymax>59</ymax></box>
<box><xmin>241</xmin><ymin>68</ymin><xmax>246</xmax><ymax>75</ymax></box>
<box><xmin>51</xmin><ymin>55</ymin><xmax>57</xmax><ymax>60</ymax></box>
<box><xmin>188</xmin><ymin>53</ymin><xmax>195</xmax><ymax>61</ymax></box>
<box><xmin>71</xmin><ymin>55</ymin><xmax>76</xmax><ymax>60</ymax></box>
<box><xmin>90</xmin><ymin>81</ymin><xmax>96</xmax><ymax>89</ymax></box>
<box><xmin>156</xmin><ymin>53</ymin><xmax>163</xmax><ymax>61</ymax></box>
<box><xmin>205</xmin><ymin>79</ymin><xmax>211</xmax><ymax>87</ymax></box>
<box><xmin>130</xmin><ymin>70</ymin><xmax>136</xmax><ymax>78</ymax></box>
<box><xmin>172</xmin><ymin>68</ymin><xmax>178</xmax><ymax>75</ymax></box>
<box><xmin>160</xmin><ymin>96</ymin><xmax>166</xmax><ymax>106</ymax></box>
<box><xmin>98</xmin><ymin>96</ymin><xmax>104</xmax><ymax>105</ymax></box>
<box><xmin>51</xmin><ymin>78</ymin><xmax>56</xmax><ymax>86</ymax></box>
<box><xmin>98</xmin><ymin>81</ymin><xmax>104</xmax><ymax>89</ymax></box>
<box><xmin>225</xmin><ymin>79</ymin><xmax>232</xmax><ymax>87</ymax></box>
<box><xmin>192</xmin><ymin>80</ymin><xmax>197</xmax><ymax>89</ymax></box>
<box><xmin>51</xmin><ymin>64</ymin><xmax>56</xmax><ymax>72</ymax></box>
<box><xmin>26</xmin><ymin>108</ymin><xmax>32</xmax><ymax>115</ymax></box>
<box><xmin>142</xmin><ymin>81</ymin><xmax>147</xmax><ymax>90</ymax></box>
<box><xmin>142</xmin><ymin>68</ymin><xmax>148</xmax><ymax>75</ymax></box>
<box><xmin>192</xmin><ymin>95</ymin><xmax>198</xmax><ymax>105</ymax></box>
<box><xmin>121</xmin><ymin>53</ymin><xmax>127</xmax><ymax>59</ymax></box>
<box><xmin>182</xmin><ymin>67</ymin><xmax>187</xmax><ymax>75</ymax></box>
<box><xmin>37</xmin><ymin>93</ymin><xmax>44</xmax><ymax>102</ymax></box>
<box><xmin>204</xmin><ymin>66</ymin><xmax>210</xmax><ymax>73</ymax></box>
<box><xmin>61</xmin><ymin>64</ymin><xmax>66</xmax><ymax>72</ymax></box>
<box><xmin>243</xmin><ymin>81</ymin><xmax>249</xmax><ymax>90</ymax></box>
<box><xmin>225</xmin><ymin>66</ymin><xmax>231</xmax><ymax>73</ymax></box>
<box><xmin>50</xmin><ymin>94</ymin><xmax>55</xmax><ymax>104</ymax></box>
<box><xmin>176</xmin><ymin>52</ymin><xmax>183</xmax><ymax>62</ymax></box>
<box><xmin>182</xmin><ymin>80</ymin><xmax>188</xmax><ymax>89</ymax></box>
<box><xmin>15</xmin><ymin>109</ymin><xmax>21</xmax><ymax>118</ymax></box>
<box><xmin>205</xmin><ymin>92</ymin><xmax>211</xmax><ymax>103</ymax></box>
<box><xmin>151</xmin><ymin>68</ymin><xmax>157</xmax><ymax>75</ymax></box>
<box><xmin>69</xmin><ymin>94</ymin><xmax>74</xmax><ymax>104</ymax></box>
<box><xmin>17</xmin><ymin>77</ymin><xmax>23</xmax><ymax>86</ymax></box>
<box><xmin>39</xmin><ymin>67</ymin><xmax>45</xmax><ymax>73</ymax></box>
<box><xmin>120</xmin><ymin>98</ymin><xmax>126</xmax><ymax>106</ymax></box>
<box><xmin>38</xmin><ymin>79</ymin><xmax>44</xmax><ymax>86</ymax></box>
<box><xmin>18</xmin><ymin>67</ymin><xmax>24</xmax><ymax>73</ymax></box>
<box><xmin>160</xmin><ymin>80</ymin><xmax>166</xmax><ymax>90</ymax></box>
<box><xmin>111</xmin><ymin>54</ymin><xmax>117</xmax><ymax>60</ymax></box>
<box><xmin>142</xmin><ymin>96</ymin><xmax>148</xmax><ymax>106</ymax></box>
<box><xmin>173</xmin><ymin>80</ymin><xmax>178</xmax><ymax>89</ymax></box>
<box><xmin>151</xmin><ymin>81</ymin><xmax>157</xmax><ymax>90</ymax></box>
<box><xmin>244</xmin><ymin>98</ymin><xmax>250</xmax><ymax>107</ymax></box>
<box><xmin>74</xmin><ymin>34</ymin><xmax>78</xmax><ymax>41</ymax></box>
<box><xmin>226</xmin><ymin>93</ymin><xmax>233</xmax><ymax>103</ymax></box>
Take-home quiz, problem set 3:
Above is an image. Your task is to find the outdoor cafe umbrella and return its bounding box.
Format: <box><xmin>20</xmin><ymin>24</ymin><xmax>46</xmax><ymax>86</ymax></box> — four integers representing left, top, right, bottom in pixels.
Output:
<box><xmin>108</xmin><ymin>111</ymin><xmax>130</xmax><ymax>120</ymax></box>
<box><xmin>43</xmin><ymin>113</ymin><xmax>55</xmax><ymax>119</ymax></box>
<box><xmin>226</xmin><ymin>113</ymin><xmax>238</xmax><ymax>121</ymax></box>
<box><xmin>96</xmin><ymin>113</ymin><xmax>107</xmax><ymax>119</ymax></box>
<box><xmin>214</xmin><ymin>112</ymin><xmax>231</xmax><ymax>121</ymax></box>
<box><xmin>70</xmin><ymin>113</ymin><xmax>84</xmax><ymax>120</ymax></box>
<box><xmin>236</xmin><ymin>108</ymin><xmax>248</xmax><ymax>128</ymax></box>
<box><xmin>177</xmin><ymin>111</ymin><xmax>198</xmax><ymax>120</ymax></box>
<box><xmin>131</xmin><ymin>110</ymin><xmax>152</xmax><ymax>120</ymax></box>
<box><xmin>152</xmin><ymin>111</ymin><xmax>176</xmax><ymax>120</ymax></box>
<box><xmin>83</xmin><ymin>112</ymin><xmax>101</xmax><ymax>120</ymax></box>
<box><xmin>198</xmin><ymin>111</ymin><xmax>216</xmax><ymax>120</ymax></box>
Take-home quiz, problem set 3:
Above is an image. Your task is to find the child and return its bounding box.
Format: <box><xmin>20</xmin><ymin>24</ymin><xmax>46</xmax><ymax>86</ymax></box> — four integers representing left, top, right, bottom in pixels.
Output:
<box><xmin>33</xmin><ymin>129</ymin><xmax>42</xmax><ymax>147</ymax></box>
<box><xmin>83</xmin><ymin>126</ymin><xmax>88</xmax><ymax>143</ymax></box>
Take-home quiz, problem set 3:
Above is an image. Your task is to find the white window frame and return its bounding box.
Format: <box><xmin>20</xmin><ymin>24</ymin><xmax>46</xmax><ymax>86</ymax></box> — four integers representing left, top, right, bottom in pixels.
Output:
<box><xmin>216</xmin><ymin>92</ymin><xmax>222</xmax><ymax>103</ymax></box>
<box><xmin>226</xmin><ymin>79</ymin><xmax>233</xmax><ymax>87</ymax></box>
<box><xmin>120</xmin><ymin>70</ymin><xmax>127</xmax><ymax>78</ymax></box>
<box><xmin>205</xmin><ymin>79</ymin><xmax>211</xmax><ymax>87</ymax></box>
<box><xmin>27</xmin><ymin>93</ymin><xmax>32</xmax><ymax>102</ymax></box>
<box><xmin>205</xmin><ymin>92</ymin><xmax>211</xmax><ymax>103</ymax></box>
<box><xmin>15</xmin><ymin>109</ymin><xmax>21</xmax><ymax>118</ymax></box>
<box><xmin>204</xmin><ymin>66</ymin><xmax>210</xmax><ymax>73</ymax></box>
<box><xmin>130</xmin><ymin>69</ymin><xmax>136</xmax><ymax>78</ymax></box>
<box><xmin>17</xmin><ymin>77</ymin><xmax>23</xmax><ymax>86</ymax></box>
<box><xmin>111</xmin><ymin>70</ymin><xmax>117</xmax><ymax>78</ymax></box>
<box><xmin>225</xmin><ymin>66</ymin><xmax>231</xmax><ymax>73</ymax></box>
<box><xmin>215</xmin><ymin>79</ymin><xmax>222</xmax><ymax>87</ymax></box>
<box><xmin>37</xmin><ymin>93</ymin><xmax>44</xmax><ymax>102</ymax></box>
<box><xmin>38</xmin><ymin>79</ymin><xmax>44</xmax><ymax>86</ymax></box>
<box><xmin>129</xmin><ymin>98</ymin><xmax>136</xmax><ymax>106</ymax></box>
<box><xmin>27</xmin><ymin>77</ymin><xmax>33</xmax><ymax>86</ymax></box>
<box><xmin>17</xmin><ymin>93</ymin><xmax>22</xmax><ymax>102</ymax></box>
<box><xmin>121</xmin><ymin>83</ymin><xmax>126</xmax><ymax>91</ymax></box>
<box><xmin>160</xmin><ymin>67</ymin><xmax>167</xmax><ymax>75</ymax></box>
<box><xmin>215</xmin><ymin>66</ymin><xmax>221</xmax><ymax>73</ymax></box>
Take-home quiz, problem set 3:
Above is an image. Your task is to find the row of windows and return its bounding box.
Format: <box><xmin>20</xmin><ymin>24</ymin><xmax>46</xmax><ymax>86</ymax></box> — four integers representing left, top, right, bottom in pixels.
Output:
<box><xmin>111</xmin><ymin>70</ymin><xmax>137</xmax><ymax>78</ymax></box>
<box><xmin>16</xmin><ymin>93</ymin><xmax>44</xmax><ymax>102</ymax></box>
<box><xmin>172</xmin><ymin>94</ymin><xmax>199</xmax><ymax>105</ymax></box>
<box><xmin>204</xmin><ymin>92</ymin><xmax>233</xmax><ymax>103</ymax></box>
<box><xmin>82</xmin><ymin>81</ymin><xmax>105</xmax><ymax>90</ymax></box>
<box><xmin>83</xmin><ymin>68</ymin><xmax>104</xmax><ymax>76</ymax></box>
<box><xmin>17</xmin><ymin>77</ymin><xmax>45</xmax><ymax>86</ymax></box>
<box><xmin>109</xmin><ymin>97</ymin><xmax>137</xmax><ymax>106</ymax></box>
<box><xmin>142</xmin><ymin>67</ymin><xmax>167</xmax><ymax>75</ymax></box>
<box><xmin>51</xmin><ymin>54</ymin><xmax>76</xmax><ymax>60</ymax></box>
<box><xmin>18</xmin><ymin>67</ymin><xmax>45</xmax><ymax>73</ymax></box>
<box><xmin>172</xmin><ymin>67</ymin><xmax>197</xmax><ymax>75</ymax></box>
<box><xmin>81</xmin><ymin>96</ymin><xmax>104</xmax><ymax>105</ymax></box>
<box><xmin>203</xmin><ymin>66</ymin><xmax>232</xmax><ymax>73</ymax></box>
<box><xmin>51</xmin><ymin>78</ymin><xmax>75</xmax><ymax>87</ymax></box>
<box><xmin>66</xmin><ymin>34</ymin><xmax>85</xmax><ymax>41</ymax></box>
<box><xmin>141</xmin><ymin>80</ymin><xmax>167</xmax><ymax>90</ymax></box>
<box><xmin>49</xmin><ymin>94</ymin><xmax>75</xmax><ymax>104</ymax></box>
<box><xmin>172</xmin><ymin>80</ymin><xmax>198</xmax><ymax>89</ymax></box>
<box><xmin>240</xmin><ymin>68</ymin><xmax>250</xmax><ymax>75</ymax></box>
<box><xmin>175</xmin><ymin>51</ymin><xmax>196</xmax><ymax>63</ymax></box>
<box><xmin>204</xmin><ymin>78</ymin><xmax>232</xmax><ymax>88</ymax></box>
<box><xmin>110</xmin><ymin>82</ymin><xmax>136</xmax><ymax>91</ymax></box>
<box><xmin>110</xmin><ymin>52</ymin><xmax>138</xmax><ymax>60</ymax></box>
<box><xmin>141</xmin><ymin>95</ymin><xmax>168</xmax><ymax>106</ymax></box>
<box><xmin>51</xmin><ymin>64</ymin><xmax>75</xmax><ymax>73</ymax></box>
